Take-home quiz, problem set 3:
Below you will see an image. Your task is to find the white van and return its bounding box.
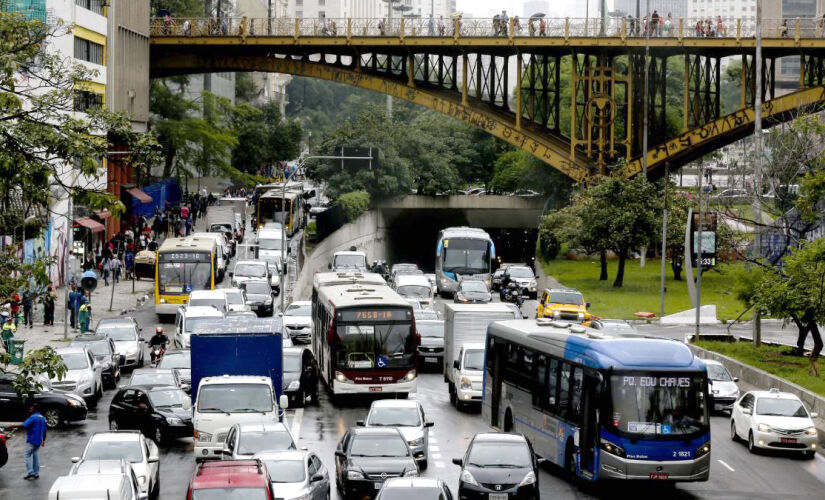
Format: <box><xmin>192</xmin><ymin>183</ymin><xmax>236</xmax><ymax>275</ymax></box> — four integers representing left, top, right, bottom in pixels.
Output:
<box><xmin>256</xmin><ymin>228</ymin><xmax>286</xmax><ymax>263</ymax></box>
<box><xmin>174</xmin><ymin>306</ymin><xmax>225</xmax><ymax>348</ymax></box>
<box><xmin>394</xmin><ymin>274</ymin><xmax>435</xmax><ymax>309</ymax></box>
<box><xmin>48</xmin><ymin>474</ymin><xmax>146</xmax><ymax>500</ymax></box>
<box><xmin>192</xmin><ymin>232</ymin><xmax>229</xmax><ymax>279</ymax></box>
<box><xmin>193</xmin><ymin>375</ymin><xmax>288</xmax><ymax>461</ymax></box>
<box><xmin>330</xmin><ymin>251</ymin><xmax>367</xmax><ymax>272</ymax></box>
<box><xmin>451</xmin><ymin>342</ymin><xmax>486</xmax><ymax>409</ymax></box>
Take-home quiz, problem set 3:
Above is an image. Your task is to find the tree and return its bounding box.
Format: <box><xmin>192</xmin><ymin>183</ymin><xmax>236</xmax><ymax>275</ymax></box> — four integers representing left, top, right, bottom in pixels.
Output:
<box><xmin>1</xmin><ymin>346</ymin><xmax>67</xmax><ymax>396</ymax></box>
<box><xmin>231</xmin><ymin>101</ymin><xmax>302</xmax><ymax>176</ymax></box>
<box><xmin>538</xmin><ymin>207</ymin><xmax>579</xmax><ymax>259</ymax></box>
<box><xmin>151</xmin><ymin>0</ymin><xmax>203</xmax><ymax>17</ymax></box>
<box><xmin>235</xmin><ymin>72</ymin><xmax>261</xmax><ymax>103</ymax></box>
<box><xmin>662</xmin><ymin>190</ymin><xmax>692</xmax><ymax>280</ymax></box>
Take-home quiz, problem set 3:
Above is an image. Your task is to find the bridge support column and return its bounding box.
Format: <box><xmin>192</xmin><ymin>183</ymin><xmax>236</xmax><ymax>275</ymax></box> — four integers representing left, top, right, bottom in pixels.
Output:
<box><xmin>684</xmin><ymin>54</ymin><xmax>721</xmax><ymax>130</ymax></box>
<box><xmin>516</xmin><ymin>53</ymin><xmax>522</xmax><ymax>130</ymax></box>
<box><xmin>462</xmin><ymin>54</ymin><xmax>468</xmax><ymax>106</ymax></box>
<box><xmin>802</xmin><ymin>54</ymin><xmax>825</xmax><ymax>88</ymax></box>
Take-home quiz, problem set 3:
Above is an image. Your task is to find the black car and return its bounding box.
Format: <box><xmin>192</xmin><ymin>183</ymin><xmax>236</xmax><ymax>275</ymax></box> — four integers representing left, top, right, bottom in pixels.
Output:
<box><xmin>335</xmin><ymin>427</ymin><xmax>419</xmax><ymax>499</ymax></box>
<box><xmin>241</xmin><ymin>279</ymin><xmax>276</xmax><ymax>316</ymax></box>
<box><xmin>376</xmin><ymin>477</ymin><xmax>453</xmax><ymax>500</ymax></box>
<box><xmin>454</xmin><ymin>280</ymin><xmax>492</xmax><ymax>304</ymax></box>
<box><xmin>70</xmin><ymin>334</ymin><xmax>121</xmax><ymax>389</ymax></box>
<box><xmin>0</xmin><ymin>374</ymin><xmax>88</xmax><ymax>428</ymax></box>
<box><xmin>282</xmin><ymin>347</ymin><xmax>318</xmax><ymax>407</ymax></box>
<box><xmin>416</xmin><ymin>320</ymin><xmax>444</xmax><ymax>372</ymax></box>
<box><xmin>158</xmin><ymin>349</ymin><xmax>191</xmax><ymax>393</ymax></box>
<box><xmin>453</xmin><ymin>433</ymin><xmax>542</xmax><ymax>500</ymax></box>
<box><xmin>109</xmin><ymin>385</ymin><xmax>193</xmax><ymax>444</ymax></box>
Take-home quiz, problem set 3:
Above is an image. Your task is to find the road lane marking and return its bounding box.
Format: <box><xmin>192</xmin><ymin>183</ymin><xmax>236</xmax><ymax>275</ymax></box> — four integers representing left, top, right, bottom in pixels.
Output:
<box><xmin>430</xmin><ymin>445</ymin><xmax>440</xmax><ymax>451</ymax></box>
<box><xmin>434</xmin><ymin>461</ymin><xmax>445</xmax><ymax>468</ymax></box>
<box><xmin>291</xmin><ymin>407</ymin><xmax>304</xmax><ymax>439</ymax></box>
<box><xmin>430</xmin><ymin>436</ymin><xmax>438</xmax><ymax>443</ymax></box>
<box><xmin>717</xmin><ymin>459</ymin><xmax>735</xmax><ymax>472</ymax></box>
<box><xmin>433</xmin><ymin>453</ymin><xmax>442</xmax><ymax>459</ymax></box>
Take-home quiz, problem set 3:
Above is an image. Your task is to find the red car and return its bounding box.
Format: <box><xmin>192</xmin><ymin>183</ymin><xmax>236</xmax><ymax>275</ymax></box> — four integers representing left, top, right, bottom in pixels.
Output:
<box><xmin>0</xmin><ymin>428</ymin><xmax>7</xmax><ymax>468</ymax></box>
<box><xmin>187</xmin><ymin>459</ymin><xmax>272</xmax><ymax>500</ymax></box>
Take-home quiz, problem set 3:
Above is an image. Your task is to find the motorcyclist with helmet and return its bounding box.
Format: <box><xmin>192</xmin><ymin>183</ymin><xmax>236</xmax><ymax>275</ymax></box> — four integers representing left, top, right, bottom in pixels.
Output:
<box><xmin>149</xmin><ymin>326</ymin><xmax>169</xmax><ymax>364</ymax></box>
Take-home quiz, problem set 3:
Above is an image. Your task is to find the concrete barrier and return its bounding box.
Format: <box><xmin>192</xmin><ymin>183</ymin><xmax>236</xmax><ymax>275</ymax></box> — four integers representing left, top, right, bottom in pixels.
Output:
<box><xmin>687</xmin><ymin>344</ymin><xmax>825</xmax><ymax>448</ymax></box>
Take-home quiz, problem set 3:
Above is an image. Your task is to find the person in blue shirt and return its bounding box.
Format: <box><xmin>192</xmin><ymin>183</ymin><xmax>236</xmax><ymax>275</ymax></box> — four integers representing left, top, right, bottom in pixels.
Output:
<box><xmin>9</xmin><ymin>404</ymin><xmax>47</xmax><ymax>479</ymax></box>
<box><xmin>68</xmin><ymin>283</ymin><xmax>83</xmax><ymax>330</ymax></box>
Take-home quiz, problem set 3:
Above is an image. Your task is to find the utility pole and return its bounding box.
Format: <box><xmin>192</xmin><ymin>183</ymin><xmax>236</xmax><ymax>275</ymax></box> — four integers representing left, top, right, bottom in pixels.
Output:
<box><xmin>753</xmin><ymin>0</ymin><xmax>763</xmax><ymax>347</ymax></box>
<box><xmin>640</xmin><ymin>0</ymin><xmax>650</xmax><ymax>268</ymax></box>
<box><xmin>695</xmin><ymin>160</ymin><xmax>704</xmax><ymax>339</ymax></box>
<box><xmin>659</xmin><ymin>162</ymin><xmax>669</xmax><ymax>319</ymax></box>
<box><xmin>63</xmin><ymin>194</ymin><xmax>74</xmax><ymax>339</ymax></box>
<box><xmin>268</xmin><ymin>0</ymin><xmax>272</xmax><ymax>35</ymax></box>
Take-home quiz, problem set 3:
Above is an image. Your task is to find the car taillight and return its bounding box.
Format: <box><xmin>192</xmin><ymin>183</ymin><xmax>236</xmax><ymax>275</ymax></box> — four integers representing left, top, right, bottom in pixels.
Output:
<box><xmin>0</xmin><ymin>434</ymin><xmax>6</xmax><ymax>445</ymax></box>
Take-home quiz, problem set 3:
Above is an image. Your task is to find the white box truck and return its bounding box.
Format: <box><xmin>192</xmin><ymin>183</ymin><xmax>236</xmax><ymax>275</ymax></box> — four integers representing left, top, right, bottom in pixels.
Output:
<box><xmin>442</xmin><ymin>303</ymin><xmax>519</xmax><ymax>405</ymax></box>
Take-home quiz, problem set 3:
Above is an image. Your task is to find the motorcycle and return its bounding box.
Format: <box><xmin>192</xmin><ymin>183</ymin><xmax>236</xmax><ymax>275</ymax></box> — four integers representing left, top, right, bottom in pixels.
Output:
<box><xmin>500</xmin><ymin>282</ymin><xmax>524</xmax><ymax>307</ymax></box>
<box><xmin>150</xmin><ymin>342</ymin><xmax>167</xmax><ymax>367</ymax></box>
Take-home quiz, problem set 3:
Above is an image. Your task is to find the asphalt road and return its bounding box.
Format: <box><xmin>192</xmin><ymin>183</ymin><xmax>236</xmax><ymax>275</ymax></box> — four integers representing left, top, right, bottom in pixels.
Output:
<box><xmin>3</xmin><ymin>251</ymin><xmax>825</xmax><ymax>499</ymax></box>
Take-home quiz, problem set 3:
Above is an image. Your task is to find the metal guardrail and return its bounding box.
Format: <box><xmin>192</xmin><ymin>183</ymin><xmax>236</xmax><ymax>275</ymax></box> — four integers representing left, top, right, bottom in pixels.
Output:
<box><xmin>151</xmin><ymin>16</ymin><xmax>825</xmax><ymax>41</ymax></box>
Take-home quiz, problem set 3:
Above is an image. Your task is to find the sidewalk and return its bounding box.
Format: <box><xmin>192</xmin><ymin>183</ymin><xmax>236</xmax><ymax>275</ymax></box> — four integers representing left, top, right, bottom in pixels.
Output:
<box><xmin>11</xmin><ymin>277</ymin><xmax>156</xmax><ymax>354</ymax></box>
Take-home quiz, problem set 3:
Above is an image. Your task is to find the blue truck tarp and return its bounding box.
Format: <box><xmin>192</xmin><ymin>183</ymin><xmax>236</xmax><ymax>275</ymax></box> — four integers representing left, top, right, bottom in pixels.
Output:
<box><xmin>132</xmin><ymin>178</ymin><xmax>182</xmax><ymax>217</ymax></box>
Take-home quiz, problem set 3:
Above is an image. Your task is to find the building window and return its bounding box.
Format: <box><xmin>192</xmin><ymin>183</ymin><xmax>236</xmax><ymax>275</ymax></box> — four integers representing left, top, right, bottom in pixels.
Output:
<box><xmin>74</xmin><ymin>37</ymin><xmax>104</xmax><ymax>65</ymax></box>
<box><xmin>319</xmin><ymin>0</ymin><xmax>325</xmax><ymax>5</ymax></box>
<box><xmin>318</xmin><ymin>10</ymin><xmax>325</xmax><ymax>19</ymax></box>
<box><xmin>75</xmin><ymin>0</ymin><xmax>105</xmax><ymax>15</ymax></box>
<box><xmin>296</xmin><ymin>10</ymin><xmax>303</xmax><ymax>18</ymax></box>
<box><xmin>295</xmin><ymin>0</ymin><xmax>303</xmax><ymax>5</ymax></box>
<box><xmin>74</xmin><ymin>90</ymin><xmax>103</xmax><ymax>112</ymax></box>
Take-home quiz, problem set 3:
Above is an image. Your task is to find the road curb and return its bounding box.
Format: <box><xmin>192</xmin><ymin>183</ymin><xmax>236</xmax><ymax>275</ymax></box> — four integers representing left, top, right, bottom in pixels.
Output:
<box><xmin>687</xmin><ymin>344</ymin><xmax>825</xmax><ymax>452</ymax></box>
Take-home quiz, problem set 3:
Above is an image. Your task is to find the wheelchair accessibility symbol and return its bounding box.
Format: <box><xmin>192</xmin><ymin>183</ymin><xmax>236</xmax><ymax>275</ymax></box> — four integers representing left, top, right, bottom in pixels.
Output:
<box><xmin>376</xmin><ymin>356</ymin><xmax>388</xmax><ymax>368</ymax></box>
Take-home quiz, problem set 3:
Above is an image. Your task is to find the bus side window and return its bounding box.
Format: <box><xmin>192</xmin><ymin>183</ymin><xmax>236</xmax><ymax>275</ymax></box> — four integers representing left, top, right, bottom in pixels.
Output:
<box><xmin>546</xmin><ymin>358</ymin><xmax>559</xmax><ymax>413</ymax></box>
<box><xmin>533</xmin><ymin>355</ymin><xmax>547</xmax><ymax>408</ymax></box>
<box><xmin>559</xmin><ymin>363</ymin><xmax>571</xmax><ymax>419</ymax></box>
<box><xmin>570</xmin><ymin>367</ymin><xmax>583</xmax><ymax>422</ymax></box>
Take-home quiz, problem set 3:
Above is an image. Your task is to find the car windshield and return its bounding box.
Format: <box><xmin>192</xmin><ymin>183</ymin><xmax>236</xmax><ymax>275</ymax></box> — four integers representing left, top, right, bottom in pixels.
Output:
<box><xmin>236</xmin><ymin>263</ymin><xmax>267</xmax><ymax>277</ymax></box>
<box><xmin>149</xmin><ymin>389</ymin><xmax>191</xmax><ymax>409</ymax></box>
<box><xmin>245</xmin><ymin>282</ymin><xmax>271</xmax><ymax>295</ymax></box>
<box><xmin>334</xmin><ymin>255</ymin><xmax>366</xmax><ymax>269</ymax></box>
<box><xmin>283</xmin><ymin>353</ymin><xmax>301</xmax><ymax>373</ymax></box>
<box><xmin>225</xmin><ymin>291</ymin><xmax>244</xmax><ymax>305</ymax></box>
<box><xmin>350</xmin><ymin>435</ymin><xmax>409</xmax><ymax>457</ymax></box>
<box><xmin>72</xmin><ymin>340</ymin><xmax>111</xmax><ymax>356</ymax></box>
<box><xmin>547</xmin><ymin>292</ymin><xmax>583</xmax><ymax>305</ymax></box>
<box><xmin>508</xmin><ymin>267</ymin><xmax>534</xmax><ymax>279</ymax></box>
<box><xmin>460</xmin><ymin>281</ymin><xmax>487</xmax><ymax>293</ymax></box>
<box><xmin>197</xmin><ymin>384</ymin><xmax>273</xmax><ymax>413</ymax></box>
<box><xmin>397</xmin><ymin>285</ymin><xmax>431</xmax><ymax>299</ymax></box>
<box><xmin>60</xmin><ymin>352</ymin><xmax>89</xmax><ymax>370</ymax></box>
<box><xmin>186</xmin><ymin>317</ymin><xmax>222</xmax><ymax>333</ymax></box>
<box><xmin>285</xmin><ymin>304</ymin><xmax>311</xmax><ymax>316</ymax></box>
<box><xmin>463</xmin><ymin>350</ymin><xmax>485</xmax><ymax>371</ymax></box>
<box><xmin>84</xmin><ymin>439</ymin><xmax>142</xmax><ymax>463</ymax></box>
<box><xmin>756</xmin><ymin>397</ymin><xmax>808</xmax><ymax>417</ymax></box>
<box><xmin>97</xmin><ymin>326</ymin><xmax>135</xmax><ymax>341</ymax></box>
<box><xmin>467</xmin><ymin>441</ymin><xmax>531</xmax><ymax>468</ymax></box>
<box><xmin>159</xmin><ymin>353</ymin><xmax>190</xmax><ymax>369</ymax></box>
<box><xmin>131</xmin><ymin>372</ymin><xmax>176</xmax><ymax>386</ymax></box>
<box><xmin>189</xmin><ymin>298</ymin><xmax>225</xmax><ymax>311</ymax></box>
<box><xmin>442</xmin><ymin>238</ymin><xmax>490</xmax><ymax>275</ymax></box>
<box><xmin>258</xmin><ymin>238</ymin><xmax>283</xmax><ymax>251</ymax></box>
<box><xmin>262</xmin><ymin>459</ymin><xmax>306</xmax><ymax>483</ymax></box>
<box><xmin>367</xmin><ymin>407</ymin><xmax>421</xmax><ymax>427</ymax></box>
<box><xmin>192</xmin><ymin>489</ymin><xmax>269</xmax><ymax>500</ymax></box>
<box><xmin>609</xmin><ymin>374</ymin><xmax>708</xmax><ymax>438</ymax></box>
<box><xmin>706</xmin><ymin>364</ymin><xmax>732</xmax><ymax>382</ymax></box>
<box><xmin>239</xmin><ymin>430</ymin><xmax>295</xmax><ymax>454</ymax></box>
<box><xmin>417</xmin><ymin>322</ymin><xmax>444</xmax><ymax>338</ymax></box>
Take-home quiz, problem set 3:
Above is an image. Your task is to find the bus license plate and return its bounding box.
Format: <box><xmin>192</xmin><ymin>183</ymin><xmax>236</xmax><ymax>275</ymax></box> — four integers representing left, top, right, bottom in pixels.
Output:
<box><xmin>649</xmin><ymin>473</ymin><xmax>669</xmax><ymax>480</ymax></box>
<box><xmin>489</xmin><ymin>494</ymin><xmax>508</xmax><ymax>500</ymax></box>
<box><xmin>369</xmin><ymin>387</ymin><xmax>383</xmax><ymax>392</ymax></box>
<box><xmin>425</xmin><ymin>357</ymin><xmax>438</xmax><ymax>363</ymax></box>
<box><xmin>781</xmin><ymin>438</ymin><xmax>797</xmax><ymax>444</ymax></box>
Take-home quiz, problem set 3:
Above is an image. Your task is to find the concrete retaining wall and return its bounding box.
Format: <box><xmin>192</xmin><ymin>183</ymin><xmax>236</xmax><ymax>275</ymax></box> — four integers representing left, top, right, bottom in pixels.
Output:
<box><xmin>687</xmin><ymin>344</ymin><xmax>825</xmax><ymax>446</ymax></box>
<box><xmin>291</xmin><ymin>210</ymin><xmax>390</xmax><ymax>301</ymax></box>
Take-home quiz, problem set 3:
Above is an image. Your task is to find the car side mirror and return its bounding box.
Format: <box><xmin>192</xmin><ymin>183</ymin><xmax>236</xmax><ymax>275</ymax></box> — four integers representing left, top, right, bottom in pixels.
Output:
<box><xmin>137</xmin><ymin>493</ymin><xmax>149</xmax><ymax>500</ymax></box>
<box><xmin>148</xmin><ymin>455</ymin><xmax>159</xmax><ymax>463</ymax></box>
<box><xmin>452</xmin><ymin>458</ymin><xmax>463</xmax><ymax>466</ymax></box>
<box><xmin>71</xmin><ymin>456</ymin><xmax>81</xmax><ymax>463</ymax></box>
<box><xmin>335</xmin><ymin>450</ymin><xmax>345</xmax><ymax>458</ymax></box>
<box><xmin>811</xmin><ymin>412</ymin><xmax>819</xmax><ymax>419</ymax></box>
<box><xmin>328</xmin><ymin>263</ymin><xmax>332</xmax><ymax>270</ymax></box>
<box><xmin>279</xmin><ymin>394</ymin><xmax>289</xmax><ymax>410</ymax></box>
<box><xmin>733</xmin><ymin>377</ymin><xmax>739</xmax><ymax>382</ymax></box>
<box><xmin>453</xmin><ymin>360</ymin><xmax>460</xmax><ymax>370</ymax></box>
<box><xmin>311</xmin><ymin>473</ymin><xmax>324</xmax><ymax>483</ymax></box>
<box><xmin>742</xmin><ymin>408</ymin><xmax>752</xmax><ymax>415</ymax></box>
<box><xmin>139</xmin><ymin>337</ymin><xmax>146</xmax><ymax>342</ymax></box>
<box><xmin>228</xmin><ymin>272</ymin><xmax>234</xmax><ymax>277</ymax></box>
<box><xmin>425</xmin><ymin>421</ymin><xmax>434</xmax><ymax>428</ymax></box>
<box><xmin>221</xmin><ymin>446</ymin><xmax>231</xmax><ymax>456</ymax></box>
<box><xmin>356</xmin><ymin>420</ymin><xmax>365</xmax><ymax>427</ymax></box>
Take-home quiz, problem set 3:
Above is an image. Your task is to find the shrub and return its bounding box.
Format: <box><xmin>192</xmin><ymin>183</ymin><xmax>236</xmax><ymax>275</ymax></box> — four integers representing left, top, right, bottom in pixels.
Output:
<box><xmin>336</xmin><ymin>191</ymin><xmax>371</xmax><ymax>221</ymax></box>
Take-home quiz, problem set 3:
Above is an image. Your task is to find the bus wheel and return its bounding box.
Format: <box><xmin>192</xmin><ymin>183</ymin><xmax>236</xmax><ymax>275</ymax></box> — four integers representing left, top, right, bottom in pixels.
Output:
<box><xmin>448</xmin><ymin>384</ymin><xmax>456</xmax><ymax>405</ymax></box>
<box><xmin>503</xmin><ymin>409</ymin><xmax>514</xmax><ymax>432</ymax></box>
<box><xmin>564</xmin><ymin>441</ymin><xmax>576</xmax><ymax>477</ymax></box>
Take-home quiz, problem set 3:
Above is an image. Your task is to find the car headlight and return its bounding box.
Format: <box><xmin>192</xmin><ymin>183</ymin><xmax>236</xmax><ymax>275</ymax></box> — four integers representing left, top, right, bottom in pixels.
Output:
<box><xmin>460</xmin><ymin>377</ymin><xmax>472</xmax><ymax>390</ymax></box>
<box><xmin>66</xmin><ymin>397</ymin><xmax>82</xmax><ymax>407</ymax></box>
<box><xmin>335</xmin><ymin>371</ymin><xmax>350</xmax><ymax>383</ymax></box>
<box><xmin>265</xmin><ymin>298</ymin><xmax>272</xmax><ymax>305</ymax></box>
<box><xmin>440</xmin><ymin>277</ymin><xmax>450</xmax><ymax>285</ymax></box>
<box><xmin>194</xmin><ymin>430</ymin><xmax>212</xmax><ymax>442</ymax></box>
<box><xmin>600</xmin><ymin>440</ymin><xmax>626</xmax><ymax>458</ymax></box>
<box><xmin>404</xmin><ymin>469</ymin><xmax>418</xmax><ymax>477</ymax></box>
<box><xmin>518</xmin><ymin>471</ymin><xmax>536</xmax><ymax>486</ymax></box>
<box><xmin>166</xmin><ymin>417</ymin><xmax>183</xmax><ymax>425</ymax></box>
<box><xmin>408</xmin><ymin>437</ymin><xmax>423</xmax><ymax>447</ymax></box>
<box><xmin>159</xmin><ymin>298</ymin><xmax>166</xmax><ymax>304</ymax></box>
<box><xmin>347</xmin><ymin>470</ymin><xmax>364</xmax><ymax>480</ymax></box>
<box><xmin>695</xmin><ymin>442</ymin><xmax>711</xmax><ymax>458</ymax></box>
<box><xmin>404</xmin><ymin>369</ymin><xmax>417</xmax><ymax>381</ymax></box>
<box><xmin>577</xmin><ymin>312</ymin><xmax>585</xmax><ymax>320</ymax></box>
<box><xmin>529</xmin><ymin>279</ymin><xmax>537</xmax><ymax>287</ymax></box>
<box><xmin>805</xmin><ymin>426</ymin><xmax>818</xmax><ymax>435</ymax></box>
<box><xmin>138</xmin><ymin>475</ymin><xmax>146</xmax><ymax>485</ymax></box>
<box><xmin>553</xmin><ymin>310</ymin><xmax>561</xmax><ymax>318</ymax></box>
<box><xmin>757</xmin><ymin>423</ymin><xmax>770</xmax><ymax>432</ymax></box>
<box><xmin>288</xmin><ymin>380</ymin><xmax>300</xmax><ymax>390</ymax></box>
<box><xmin>125</xmin><ymin>345</ymin><xmax>139</xmax><ymax>355</ymax></box>
<box><xmin>459</xmin><ymin>469</ymin><xmax>478</xmax><ymax>486</ymax></box>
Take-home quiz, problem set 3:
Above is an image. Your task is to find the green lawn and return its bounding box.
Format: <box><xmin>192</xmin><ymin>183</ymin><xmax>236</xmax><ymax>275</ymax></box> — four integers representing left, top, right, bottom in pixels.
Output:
<box><xmin>540</xmin><ymin>258</ymin><xmax>749</xmax><ymax>321</ymax></box>
<box><xmin>696</xmin><ymin>340</ymin><xmax>825</xmax><ymax>398</ymax></box>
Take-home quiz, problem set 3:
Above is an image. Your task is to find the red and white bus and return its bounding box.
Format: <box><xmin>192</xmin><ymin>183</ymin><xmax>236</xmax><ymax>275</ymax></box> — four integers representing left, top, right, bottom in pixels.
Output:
<box><xmin>312</xmin><ymin>273</ymin><xmax>418</xmax><ymax>399</ymax></box>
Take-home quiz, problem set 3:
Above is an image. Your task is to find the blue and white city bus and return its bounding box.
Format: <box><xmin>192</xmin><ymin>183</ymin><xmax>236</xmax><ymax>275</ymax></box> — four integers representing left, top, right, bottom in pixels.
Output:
<box><xmin>435</xmin><ymin>227</ymin><xmax>495</xmax><ymax>297</ymax></box>
<box><xmin>483</xmin><ymin>319</ymin><xmax>711</xmax><ymax>482</ymax></box>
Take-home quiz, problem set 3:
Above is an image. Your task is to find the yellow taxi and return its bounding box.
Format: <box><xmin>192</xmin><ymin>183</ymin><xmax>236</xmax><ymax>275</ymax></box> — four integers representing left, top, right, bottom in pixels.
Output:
<box><xmin>536</xmin><ymin>288</ymin><xmax>591</xmax><ymax>325</ymax></box>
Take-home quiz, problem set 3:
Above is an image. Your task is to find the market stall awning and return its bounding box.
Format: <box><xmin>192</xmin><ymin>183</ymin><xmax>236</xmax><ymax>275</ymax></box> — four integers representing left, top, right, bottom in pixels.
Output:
<box><xmin>93</xmin><ymin>209</ymin><xmax>111</xmax><ymax>219</ymax></box>
<box><xmin>127</xmin><ymin>187</ymin><xmax>153</xmax><ymax>204</ymax></box>
<box><xmin>74</xmin><ymin>217</ymin><xmax>105</xmax><ymax>233</ymax></box>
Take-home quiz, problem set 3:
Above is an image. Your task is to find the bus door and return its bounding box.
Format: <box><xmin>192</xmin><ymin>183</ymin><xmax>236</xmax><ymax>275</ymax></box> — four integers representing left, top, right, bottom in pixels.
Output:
<box><xmin>488</xmin><ymin>338</ymin><xmax>504</xmax><ymax>428</ymax></box>
<box><xmin>579</xmin><ymin>372</ymin><xmax>601</xmax><ymax>475</ymax></box>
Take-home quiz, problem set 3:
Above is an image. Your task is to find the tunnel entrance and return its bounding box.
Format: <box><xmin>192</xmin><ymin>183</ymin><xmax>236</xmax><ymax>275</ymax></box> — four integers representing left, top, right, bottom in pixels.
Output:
<box><xmin>383</xmin><ymin>209</ymin><xmax>538</xmax><ymax>273</ymax></box>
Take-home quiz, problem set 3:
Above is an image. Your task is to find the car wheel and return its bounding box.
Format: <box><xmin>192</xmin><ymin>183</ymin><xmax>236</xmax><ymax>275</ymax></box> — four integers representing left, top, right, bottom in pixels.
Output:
<box><xmin>42</xmin><ymin>408</ymin><xmax>62</xmax><ymax>429</ymax></box>
<box><xmin>747</xmin><ymin>432</ymin><xmax>757</xmax><ymax>454</ymax></box>
<box><xmin>420</xmin><ymin>458</ymin><xmax>428</xmax><ymax>470</ymax></box>
<box><xmin>95</xmin><ymin>383</ymin><xmax>103</xmax><ymax>400</ymax></box>
<box><xmin>104</xmin><ymin>376</ymin><xmax>116</xmax><ymax>390</ymax></box>
<box><xmin>154</xmin><ymin>426</ymin><xmax>164</xmax><ymax>445</ymax></box>
<box><xmin>449</xmin><ymin>384</ymin><xmax>456</xmax><ymax>405</ymax></box>
<box><xmin>138</xmin><ymin>354</ymin><xmax>144</xmax><ymax>368</ymax></box>
<box><xmin>730</xmin><ymin>420</ymin><xmax>739</xmax><ymax>442</ymax></box>
<box><xmin>150</xmin><ymin>471</ymin><xmax>160</xmax><ymax>500</ymax></box>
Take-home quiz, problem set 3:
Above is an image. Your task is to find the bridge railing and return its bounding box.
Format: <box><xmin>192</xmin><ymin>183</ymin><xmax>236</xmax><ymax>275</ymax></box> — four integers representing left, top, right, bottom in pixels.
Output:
<box><xmin>150</xmin><ymin>16</ymin><xmax>825</xmax><ymax>40</ymax></box>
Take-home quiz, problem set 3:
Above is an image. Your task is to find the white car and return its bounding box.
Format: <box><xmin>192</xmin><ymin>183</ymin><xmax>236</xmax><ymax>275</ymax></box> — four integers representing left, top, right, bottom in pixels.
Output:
<box><xmin>51</xmin><ymin>347</ymin><xmax>104</xmax><ymax>403</ymax></box>
<box><xmin>704</xmin><ymin>359</ymin><xmax>740</xmax><ymax>412</ymax></box>
<box><xmin>174</xmin><ymin>306</ymin><xmax>225</xmax><ymax>348</ymax></box>
<box><xmin>187</xmin><ymin>290</ymin><xmax>228</xmax><ymax>313</ymax></box>
<box><xmin>731</xmin><ymin>389</ymin><xmax>818</xmax><ymax>458</ymax></box>
<box><xmin>360</xmin><ymin>399</ymin><xmax>434</xmax><ymax>469</ymax></box>
<box><xmin>254</xmin><ymin>450</ymin><xmax>330</xmax><ymax>500</ymax></box>
<box><xmin>222</xmin><ymin>288</ymin><xmax>249</xmax><ymax>313</ymax></box>
<box><xmin>222</xmin><ymin>422</ymin><xmax>297</xmax><ymax>460</ymax></box>
<box><xmin>71</xmin><ymin>431</ymin><xmax>159</xmax><ymax>499</ymax></box>
<box><xmin>231</xmin><ymin>260</ymin><xmax>270</xmax><ymax>288</ymax></box>
<box><xmin>282</xmin><ymin>301</ymin><xmax>312</xmax><ymax>343</ymax></box>
<box><xmin>452</xmin><ymin>343</ymin><xmax>485</xmax><ymax>409</ymax></box>
<box><xmin>502</xmin><ymin>265</ymin><xmax>538</xmax><ymax>299</ymax></box>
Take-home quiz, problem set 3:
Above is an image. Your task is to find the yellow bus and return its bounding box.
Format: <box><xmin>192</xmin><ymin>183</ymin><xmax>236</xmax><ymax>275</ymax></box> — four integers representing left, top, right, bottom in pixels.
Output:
<box><xmin>256</xmin><ymin>188</ymin><xmax>304</xmax><ymax>236</ymax></box>
<box><xmin>155</xmin><ymin>237</ymin><xmax>217</xmax><ymax>317</ymax></box>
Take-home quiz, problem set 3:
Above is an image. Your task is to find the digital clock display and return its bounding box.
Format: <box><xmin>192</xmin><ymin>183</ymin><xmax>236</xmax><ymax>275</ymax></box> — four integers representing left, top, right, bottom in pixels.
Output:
<box><xmin>159</xmin><ymin>252</ymin><xmax>211</xmax><ymax>262</ymax></box>
<box><xmin>339</xmin><ymin>308</ymin><xmax>409</xmax><ymax>322</ymax></box>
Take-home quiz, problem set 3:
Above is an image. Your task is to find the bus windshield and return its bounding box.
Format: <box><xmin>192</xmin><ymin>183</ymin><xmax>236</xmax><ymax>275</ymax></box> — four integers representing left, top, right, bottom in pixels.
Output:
<box><xmin>260</xmin><ymin>198</ymin><xmax>291</xmax><ymax>222</ymax></box>
<box><xmin>335</xmin><ymin>318</ymin><xmax>415</xmax><ymax>370</ymax></box>
<box><xmin>442</xmin><ymin>238</ymin><xmax>490</xmax><ymax>275</ymax></box>
<box><xmin>158</xmin><ymin>254</ymin><xmax>212</xmax><ymax>293</ymax></box>
<box><xmin>609</xmin><ymin>374</ymin><xmax>708</xmax><ymax>438</ymax></box>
